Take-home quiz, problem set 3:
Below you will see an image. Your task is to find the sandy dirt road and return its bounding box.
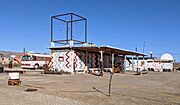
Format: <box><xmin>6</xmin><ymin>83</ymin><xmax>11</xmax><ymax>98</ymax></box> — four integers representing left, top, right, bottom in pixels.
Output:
<box><xmin>0</xmin><ymin>71</ymin><xmax>180</xmax><ymax>105</ymax></box>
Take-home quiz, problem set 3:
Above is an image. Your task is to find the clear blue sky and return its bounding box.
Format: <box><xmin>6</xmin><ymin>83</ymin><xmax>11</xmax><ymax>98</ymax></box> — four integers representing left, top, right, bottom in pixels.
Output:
<box><xmin>0</xmin><ymin>0</ymin><xmax>180</xmax><ymax>61</ymax></box>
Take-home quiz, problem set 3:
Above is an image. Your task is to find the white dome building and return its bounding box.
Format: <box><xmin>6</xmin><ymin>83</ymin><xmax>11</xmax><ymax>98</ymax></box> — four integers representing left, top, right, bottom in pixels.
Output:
<box><xmin>160</xmin><ymin>53</ymin><xmax>174</xmax><ymax>61</ymax></box>
<box><xmin>160</xmin><ymin>53</ymin><xmax>174</xmax><ymax>72</ymax></box>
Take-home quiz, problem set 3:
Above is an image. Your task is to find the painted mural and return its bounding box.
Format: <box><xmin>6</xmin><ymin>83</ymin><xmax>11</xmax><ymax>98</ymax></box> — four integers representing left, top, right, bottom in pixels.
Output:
<box><xmin>50</xmin><ymin>50</ymin><xmax>126</xmax><ymax>73</ymax></box>
<box><xmin>74</xmin><ymin>51</ymin><xmax>86</xmax><ymax>70</ymax></box>
<box><xmin>50</xmin><ymin>50</ymin><xmax>86</xmax><ymax>72</ymax></box>
<box><xmin>51</xmin><ymin>50</ymin><xmax>72</xmax><ymax>72</ymax></box>
<box><xmin>124</xmin><ymin>59</ymin><xmax>173</xmax><ymax>72</ymax></box>
<box><xmin>103</xmin><ymin>54</ymin><xmax>112</xmax><ymax>68</ymax></box>
<box><xmin>88</xmin><ymin>52</ymin><xmax>101</xmax><ymax>68</ymax></box>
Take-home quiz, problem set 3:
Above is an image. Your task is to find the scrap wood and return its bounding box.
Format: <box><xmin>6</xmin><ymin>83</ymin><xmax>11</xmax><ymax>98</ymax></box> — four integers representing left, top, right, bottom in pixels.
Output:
<box><xmin>8</xmin><ymin>80</ymin><xmax>21</xmax><ymax>86</ymax></box>
<box><xmin>91</xmin><ymin>72</ymin><xmax>103</xmax><ymax>76</ymax></box>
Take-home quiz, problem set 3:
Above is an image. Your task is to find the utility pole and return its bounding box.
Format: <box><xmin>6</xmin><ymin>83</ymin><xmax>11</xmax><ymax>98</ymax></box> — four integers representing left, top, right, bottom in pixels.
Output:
<box><xmin>150</xmin><ymin>50</ymin><xmax>153</xmax><ymax>58</ymax></box>
<box><xmin>23</xmin><ymin>48</ymin><xmax>26</xmax><ymax>54</ymax></box>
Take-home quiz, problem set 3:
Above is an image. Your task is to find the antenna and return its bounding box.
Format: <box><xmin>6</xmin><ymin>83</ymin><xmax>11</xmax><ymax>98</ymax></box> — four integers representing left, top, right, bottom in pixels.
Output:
<box><xmin>143</xmin><ymin>41</ymin><xmax>145</xmax><ymax>53</ymax></box>
<box><xmin>135</xmin><ymin>47</ymin><xmax>137</xmax><ymax>52</ymax></box>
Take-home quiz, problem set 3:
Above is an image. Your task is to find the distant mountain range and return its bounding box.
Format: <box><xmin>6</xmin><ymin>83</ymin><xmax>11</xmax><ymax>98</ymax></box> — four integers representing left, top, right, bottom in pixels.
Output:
<box><xmin>0</xmin><ymin>51</ymin><xmax>22</xmax><ymax>58</ymax></box>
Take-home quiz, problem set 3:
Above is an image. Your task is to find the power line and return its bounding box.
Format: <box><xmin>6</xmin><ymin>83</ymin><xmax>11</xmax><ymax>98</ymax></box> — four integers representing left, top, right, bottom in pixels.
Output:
<box><xmin>153</xmin><ymin>54</ymin><xmax>180</xmax><ymax>55</ymax></box>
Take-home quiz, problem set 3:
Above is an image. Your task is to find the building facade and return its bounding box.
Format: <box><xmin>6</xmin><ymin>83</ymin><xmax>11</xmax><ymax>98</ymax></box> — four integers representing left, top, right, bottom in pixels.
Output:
<box><xmin>49</xmin><ymin>46</ymin><xmax>145</xmax><ymax>74</ymax></box>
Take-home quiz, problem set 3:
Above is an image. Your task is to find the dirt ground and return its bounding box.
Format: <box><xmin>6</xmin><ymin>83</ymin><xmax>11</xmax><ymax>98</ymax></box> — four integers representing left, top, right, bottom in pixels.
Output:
<box><xmin>0</xmin><ymin>70</ymin><xmax>180</xmax><ymax>105</ymax></box>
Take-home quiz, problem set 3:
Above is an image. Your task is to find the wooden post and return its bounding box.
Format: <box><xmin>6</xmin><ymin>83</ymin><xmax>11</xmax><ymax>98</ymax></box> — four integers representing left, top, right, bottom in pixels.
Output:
<box><xmin>108</xmin><ymin>72</ymin><xmax>113</xmax><ymax>96</ymax></box>
<box><xmin>143</xmin><ymin>55</ymin><xmax>145</xmax><ymax>72</ymax></box>
<box><xmin>124</xmin><ymin>55</ymin><xmax>126</xmax><ymax>72</ymax></box>
<box><xmin>99</xmin><ymin>50</ymin><xmax>104</xmax><ymax>76</ymax></box>
<box><xmin>111</xmin><ymin>52</ymin><xmax>114</xmax><ymax>73</ymax></box>
<box><xmin>132</xmin><ymin>56</ymin><xmax>134</xmax><ymax>72</ymax></box>
<box><xmin>137</xmin><ymin>56</ymin><xmax>139</xmax><ymax>74</ymax></box>
<box><xmin>85</xmin><ymin>51</ymin><xmax>88</xmax><ymax>73</ymax></box>
<box><xmin>71</xmin><ymin>49</ymin><xmax>75</xmax><ymax>74</ymax></box>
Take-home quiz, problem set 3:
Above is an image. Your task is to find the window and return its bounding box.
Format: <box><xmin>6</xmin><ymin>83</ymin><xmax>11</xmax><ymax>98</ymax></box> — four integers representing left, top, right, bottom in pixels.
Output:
<box><xmin>38</xmin><ymin>57</ymin><xmax>45</xmax><ymax>61</ymax></box>
<box><xmin>59</xmin><ymin>56</ymin><xmax>64</xmax><ymax>62</ymax></box>
<box><xmin>32</xmin><ymin>56</ymin><xmax>36</xmax><ymax>61</ymax></box>
<box><xmin>22</xmin><ymin>56</ymin><xmax>31</xmax><ymax>61</ymax></box>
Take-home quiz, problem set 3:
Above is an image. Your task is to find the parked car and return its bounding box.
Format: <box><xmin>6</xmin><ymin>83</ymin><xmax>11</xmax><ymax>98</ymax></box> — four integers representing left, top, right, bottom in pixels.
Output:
<box><xmin>0</xmin><ymin>63</ymin><xmax>4</xmax><ymax>73</ymax></box>
<box><xmin>0</xmin><ymin>54</ymin><xmax>4</xmax><ymax>73</ymax></box>
<box><xmin>176</xmin><ymin>67</ymin><xmax>180</xmax><ymax>71</ymax></box>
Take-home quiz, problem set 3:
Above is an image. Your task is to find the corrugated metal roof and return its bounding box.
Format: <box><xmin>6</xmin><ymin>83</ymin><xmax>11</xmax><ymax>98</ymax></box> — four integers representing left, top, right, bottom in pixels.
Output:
<box><xmin>49</xmin><ymin>45</ymin><xmax>146</xmax><ymax>56</ymax></box>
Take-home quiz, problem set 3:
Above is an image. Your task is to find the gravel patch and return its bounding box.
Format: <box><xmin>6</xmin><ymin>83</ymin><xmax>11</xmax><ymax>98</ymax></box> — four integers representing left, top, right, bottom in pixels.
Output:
<box><xmin>0</xmin><ymin>87</ymin><xmax>87</xmax><ymax>105</ymax></box>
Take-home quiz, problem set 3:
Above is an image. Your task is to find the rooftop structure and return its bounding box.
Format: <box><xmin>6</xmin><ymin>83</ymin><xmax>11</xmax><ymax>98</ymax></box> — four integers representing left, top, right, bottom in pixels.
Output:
<box><xmin>50</xmin><ymin>13</ymin><xmax>87</xmax><ymax>46</ymax></box>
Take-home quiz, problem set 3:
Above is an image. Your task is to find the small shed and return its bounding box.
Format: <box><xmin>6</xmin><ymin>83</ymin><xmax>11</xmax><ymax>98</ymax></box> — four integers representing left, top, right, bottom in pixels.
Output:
<box><xmin>125</xmin><ymin>53</ymin><xmax>174</xmax><ymax>72</ymax></box>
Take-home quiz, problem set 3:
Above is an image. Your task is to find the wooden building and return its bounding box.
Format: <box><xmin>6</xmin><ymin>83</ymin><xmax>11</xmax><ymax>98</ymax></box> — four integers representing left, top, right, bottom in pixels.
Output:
<box><xmin>49</xmin><ymin>45</ymin><xmax>145</xmax><ymax>74</ymax></box>
<box><xmin>49</xmin><ymin>13</ymin><xmax>145</xmax><ymax>74</ymax></box>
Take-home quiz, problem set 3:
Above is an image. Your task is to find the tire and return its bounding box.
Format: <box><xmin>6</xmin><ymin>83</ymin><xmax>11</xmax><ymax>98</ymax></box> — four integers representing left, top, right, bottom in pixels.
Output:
<box><xmin>42</xmin><ymin>64</ymin><xmax>48</xmax><ymax>70</ymax></box>
<box><xmin>34</xmin><ymin>64</ymin><xmax>39</xmax><ymax>69</ymax></box>
<box><xmin>0</xmin><ymin>67</ymin><xmax>4</xmax><ymax>73</ymax></box>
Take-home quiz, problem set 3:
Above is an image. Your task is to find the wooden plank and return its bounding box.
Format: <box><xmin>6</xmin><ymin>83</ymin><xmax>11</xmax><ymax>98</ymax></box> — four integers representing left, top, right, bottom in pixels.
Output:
<box><xmin>8</xmin><ymin>79</ymin><xmax>21</xmax><ymax>86</ymax></box>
